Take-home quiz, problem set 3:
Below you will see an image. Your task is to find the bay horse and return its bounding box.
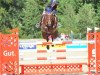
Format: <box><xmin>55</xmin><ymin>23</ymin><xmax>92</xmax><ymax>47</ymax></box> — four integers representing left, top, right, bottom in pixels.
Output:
<box><xmin>40</xmin><ymin>12</ymin><xmax>59</xmax><ymax>49</ymax></box>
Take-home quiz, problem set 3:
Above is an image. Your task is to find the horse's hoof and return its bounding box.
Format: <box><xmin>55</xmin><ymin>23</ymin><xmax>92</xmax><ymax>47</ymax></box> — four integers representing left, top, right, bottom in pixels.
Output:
<box><xmin>52</xmin><ymin>45</ymin><xmax>54</xmax><ymax>47</ymax></box>
<box><xmin>47</xmin><ymin>45</ymin><xmax>50</xmax><ymax>50</ymax></box>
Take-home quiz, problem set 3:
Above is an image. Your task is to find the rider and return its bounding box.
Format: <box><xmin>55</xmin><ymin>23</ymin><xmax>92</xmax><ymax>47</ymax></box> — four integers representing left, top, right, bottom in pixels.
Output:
<box><xmin>43</xmin><ymin>0</ymin><xmax>59</xmax><ymax>14</ymax></box>
<box><xmin>40</xmin><ymin>0</ymin><xmax>58</xmax><ymax>28</ymax></box>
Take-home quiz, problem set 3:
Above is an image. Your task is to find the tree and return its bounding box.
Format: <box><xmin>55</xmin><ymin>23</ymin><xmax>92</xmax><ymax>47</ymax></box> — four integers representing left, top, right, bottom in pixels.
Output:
<box><xmin>58</xmin><ymin>1</ymin><xmax>79</xmax><ymax>35</ymax></box>
<box><xmin>18</xmin><ymin>0</ymin><xmax>41</xmax><ymax>38</ymax></box>
<box><xmin>0</xmin><ymin>0</ymin><xmax>100</xmax><ymax>39</ymax></box>
<box><xmin>77</xmin><ymin>4</ymin><xmax>96</xmax><ymax>38</ymax></box>
<box><xmin>0</xmin><ymin>0</ymin><xmax>25</xmax><ymax>32</ymax></box>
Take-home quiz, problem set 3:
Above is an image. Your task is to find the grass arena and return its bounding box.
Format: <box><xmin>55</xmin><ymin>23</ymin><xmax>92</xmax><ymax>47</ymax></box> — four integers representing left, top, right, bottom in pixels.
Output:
<box><xmin>0</xmin><ymin>29</ymin><xmax>100</xmax><ymax>75</ymax></box>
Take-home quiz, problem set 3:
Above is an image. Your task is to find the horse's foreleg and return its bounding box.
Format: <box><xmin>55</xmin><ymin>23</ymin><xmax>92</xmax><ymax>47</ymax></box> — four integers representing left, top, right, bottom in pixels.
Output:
<box><xmin>46</xmin><ymin>33</ymin><xmax>50</xmax><ymax>49</ymax></box>
<box><xmin>46</xmin><ymin>35</ymin><xmax>49</xmax><ymax>42</ymax></box>
<box><xmin>52</xmin><ymin>37</ymin><xmax>53</xmax><ymax>42</ymax></box>
<box><xmin>51</xmin><ymin>35</ymin><xmax>54</xmax><ymax>47</ymax></box>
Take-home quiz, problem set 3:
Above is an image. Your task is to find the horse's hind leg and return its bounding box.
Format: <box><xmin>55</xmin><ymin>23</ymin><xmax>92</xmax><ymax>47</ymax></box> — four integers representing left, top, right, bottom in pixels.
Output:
<box><xmin>52</xmin><ymin>43</ymin><xmax>54</xmax><ymax>47</ymax></box>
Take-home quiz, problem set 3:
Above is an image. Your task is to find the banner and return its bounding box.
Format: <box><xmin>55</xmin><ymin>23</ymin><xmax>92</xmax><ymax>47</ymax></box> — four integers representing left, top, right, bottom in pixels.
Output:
<box><xmin>19</xmin><ymin>39</ymin><xmax>37</xmax><ymax>50</ymax></box>
<box><xmin>66</xmin><ymin>44</ymin><xmax>87</xmax><ymax>48</ymax></box>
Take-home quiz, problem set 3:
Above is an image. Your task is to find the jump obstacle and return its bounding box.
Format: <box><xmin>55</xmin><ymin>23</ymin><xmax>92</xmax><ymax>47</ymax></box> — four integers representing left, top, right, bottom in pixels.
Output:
<box><xmin>0</xmin><ymin>29</ymin><xmax>100</xmax><ymax>75</ymax></box>
<box><xmin>0</xmin><ymin>29</ymin><xmax>19</xmax><ymax>75</ymax></box>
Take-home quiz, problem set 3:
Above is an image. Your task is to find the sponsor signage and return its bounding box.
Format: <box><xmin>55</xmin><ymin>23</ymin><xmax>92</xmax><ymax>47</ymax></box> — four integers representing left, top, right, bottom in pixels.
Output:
<box><xmin>37</xmin><ymin>44</ymin><xmax>66</xmax><ymax>50</ymax></box>
<box><xmin>19</xmin><ymin>39</ymin><xmax>37</xmax><ymax>50</ymax></box>
<box><xmin>3</xmin><ymin>50</ymin><xmax>15</xmax><ymax>56</ymax></box>
<box><xmin>66</xmin><ymin>44</ymin><xmax>87</xmax><ymax>48</ymax></box>
<box><xmin>19</xmin><ymin>43</ymin><xmax>36</xmax><ymax>50</ymax></box>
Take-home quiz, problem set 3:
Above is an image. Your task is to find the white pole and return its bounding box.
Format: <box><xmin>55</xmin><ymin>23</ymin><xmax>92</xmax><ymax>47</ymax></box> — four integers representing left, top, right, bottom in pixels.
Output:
<box><xmin>86</xmin><ymin>27</ymin><xmax>92</xmax><ymax>40</ymax></box>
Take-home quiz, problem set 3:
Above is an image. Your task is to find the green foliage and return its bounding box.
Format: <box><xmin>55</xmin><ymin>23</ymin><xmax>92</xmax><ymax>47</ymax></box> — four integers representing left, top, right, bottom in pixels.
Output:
<box><xmin>77</xmin><ymin>4</ymin><xmax>96</xmax><ymax>38</ymax></box>
<box><xmin>0</xmin><ymin>0</ymin><xmax>13</xmax><ymax>4</ymax></box>
<box><xmin>0</xmin><ymin>0</ymin><xmax>100</xmax><ymax>39</ymax></box>
<box><xmin>18</xmin><ymin>0</ymin><xmax>41</xmax><ymax>38</ymax></box>
<box><xmin>1</xmin><ymin>28</ymin><xmax>11</xmax><ymax>34</ymax></box>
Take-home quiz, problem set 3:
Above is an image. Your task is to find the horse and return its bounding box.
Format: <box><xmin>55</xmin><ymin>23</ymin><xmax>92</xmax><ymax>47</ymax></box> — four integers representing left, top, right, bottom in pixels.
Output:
<box><xmin>40</xmin><ymin>12</ymin><xmax>59</xmax><ymax>49</ymax></box>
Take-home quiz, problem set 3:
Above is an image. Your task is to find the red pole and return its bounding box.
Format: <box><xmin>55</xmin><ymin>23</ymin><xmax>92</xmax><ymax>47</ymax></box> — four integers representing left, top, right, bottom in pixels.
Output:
<box><xmin>0</xmin><ymin>33</ymin><xmax>2</xmax><ymax>75</ymax></box>
<box><xmin>20</xmin><ymin>65</ymin><xmax>24</xmax><ymax>74</ymax></box>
